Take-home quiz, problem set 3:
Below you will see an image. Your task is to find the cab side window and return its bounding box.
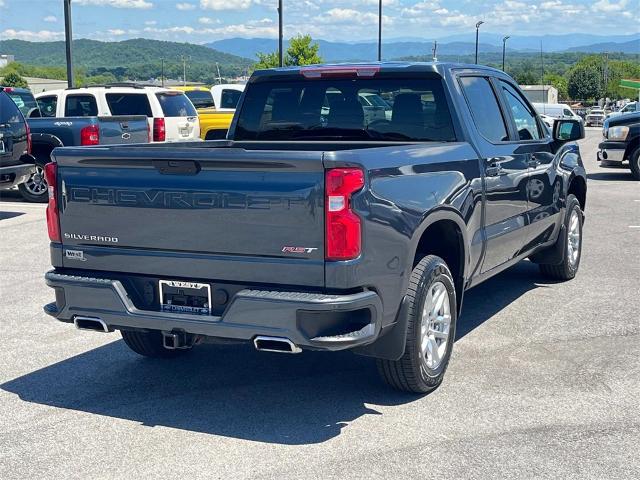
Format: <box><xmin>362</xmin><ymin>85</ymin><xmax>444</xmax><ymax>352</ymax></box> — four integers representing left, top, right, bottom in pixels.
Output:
<box><xmin>459</xmin><ymin>76</ymin><xmax>509</xmax><ymax>143</ymax></box>
<box><xmin>37</xmin><ymin>95</ymin><xmax>58</xmax><ymax>117</ymax></box>
<box><xmin>499</xmin><ymin>81</ymin><xmax>542</xmax><ymax>141</ymax></box>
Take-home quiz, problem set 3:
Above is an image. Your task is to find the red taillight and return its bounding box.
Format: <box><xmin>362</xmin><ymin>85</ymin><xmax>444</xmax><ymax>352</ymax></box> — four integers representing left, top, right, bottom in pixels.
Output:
<box><xmin>25</xmin><ymin>121</ymin><xmax>32</xmax><ymax>154</ymax></box>
<box><xmin>80</xmin><ymin>124</ymin><xmax>99</xmax><ymax>146</ymax></box>
<box><xmin>153</xmin><ymin>117</ymin><xmax>165</xmax><ymax>142</ymax></box>
<box><xmin>325</xmin><ymin>168</ymin><xmax>364</xmax><ymax>260</ymax></box>
<box><xmin>44</xmin><ymin>162</ymin><xmax>61</xmax><ymax>243</ymax></box>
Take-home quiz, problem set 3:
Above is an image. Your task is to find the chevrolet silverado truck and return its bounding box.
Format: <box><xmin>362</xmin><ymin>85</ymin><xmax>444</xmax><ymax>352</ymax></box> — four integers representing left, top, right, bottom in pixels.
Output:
<box><xmin>598</xmin><ymin>112</ymin><xmax>640</xmax><ymax>179</ymax></box>
<box><xmin>5</xmin><ymin>86</ymin><xmax>149</xmax><ymax>202</ymax></box>
<box><xmin>43</xmin><ymin>63</ymin><xmax>587</xmax><ymax>393</ymax></box>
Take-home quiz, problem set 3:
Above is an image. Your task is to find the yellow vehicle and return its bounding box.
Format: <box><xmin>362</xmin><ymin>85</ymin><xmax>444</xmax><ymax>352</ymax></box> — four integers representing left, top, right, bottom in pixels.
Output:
<box><xmin>173</xmin><ymin>85</ymin><xmax>244</xmax><ymax>140</ymax></box>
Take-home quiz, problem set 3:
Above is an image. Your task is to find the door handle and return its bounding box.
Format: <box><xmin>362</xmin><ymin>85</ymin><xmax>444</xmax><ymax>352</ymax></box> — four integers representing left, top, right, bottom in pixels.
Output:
<box><xmin>485</xmin><ymin>165</ymin><xmax>504</xmax><ymax>177</ymax></box>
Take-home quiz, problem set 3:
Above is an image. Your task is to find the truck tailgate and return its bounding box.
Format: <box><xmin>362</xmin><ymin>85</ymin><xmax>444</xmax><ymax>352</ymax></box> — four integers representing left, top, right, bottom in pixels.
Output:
<box><xmin>98</xmin><ymin>115</ymin><xmax>149</xmax><ymax>144</ymax></box>
<box><xmin>53</xmin><ymin>145</ymin><xmax>325</xmax><ymax>286</ymax></box>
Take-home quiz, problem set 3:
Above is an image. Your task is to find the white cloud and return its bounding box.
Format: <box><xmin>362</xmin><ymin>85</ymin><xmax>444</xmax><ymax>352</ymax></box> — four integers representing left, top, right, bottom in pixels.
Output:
<box><xmin>318</xmin><ymin>8</ymin><xmax>390</xmax><ymax>26</ymax></box>
<box><xmin>198</xmin><ymin>17</ymin><xmax>221</xmax><ymax>24</ymax></box>
<box><xmin>108</xmin><ymin>29</ymin><xmax>127</xmax><ymax>35</ymax></box>
<box><xmin>43</xmin><ymin>15</ymin><xmax>58</xmax><ymax>23</ymax></box>
<box><xmin>591</xmin><ymin>0</ymin><xmax>628</xmax><ymax>12</ymax></box>
<box><xmin>0</xmin><ymin>29</ymin><xmax>65</xmax><ymax>41</ymax></box>
<box><xmin>199</xmin><ymin>0</ymin><xmax>252</xmax><ymax>11</ymax></box>
<box><xmin>176</xmin><ymin>2</ymin><xmax>196</xmax><ymax>10</ymax></box>
<box><xmin>75</xmin><ymin>0</ymin><xmax>153</xmax><ymax>9</ymax></box>
<box><xmin>144</xmin><ymin>20</ymin><xmax>157</xmax><ymax>25</ymax></box>
<box><xmin>0</xmin><ymin>0</ymin><xmax>6</xmax><ymax>7</ymax></box>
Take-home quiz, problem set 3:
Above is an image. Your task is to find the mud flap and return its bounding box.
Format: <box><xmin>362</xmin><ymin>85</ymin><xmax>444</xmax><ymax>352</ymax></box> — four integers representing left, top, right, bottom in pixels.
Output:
<box><xmin>529</xmin><ymin>224</ymin><xmax>566</xmax><ymax>266</ymax></box>
<box><xmin>353</xmin><ymin>296</ymin><xmax>410</xmax><ymax>361</ymax></box>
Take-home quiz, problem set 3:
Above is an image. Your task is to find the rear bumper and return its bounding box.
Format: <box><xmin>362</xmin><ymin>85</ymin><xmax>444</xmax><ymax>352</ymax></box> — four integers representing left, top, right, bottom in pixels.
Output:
<box><xmin>44</xmin><ymin>270</ymin><xmax>383</xmax><ymax>351</ymax></box>
<box><xmin>0</xmin><ymin>163</ymin><xmax>34</xmax><ymax>189</ymax></box>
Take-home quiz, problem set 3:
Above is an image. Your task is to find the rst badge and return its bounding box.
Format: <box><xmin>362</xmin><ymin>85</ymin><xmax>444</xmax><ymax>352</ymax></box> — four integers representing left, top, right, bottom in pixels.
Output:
<box><xmin>282</xmin><ymin>246</ymin><xmax>319</xmax><ymax>254</ymax></box>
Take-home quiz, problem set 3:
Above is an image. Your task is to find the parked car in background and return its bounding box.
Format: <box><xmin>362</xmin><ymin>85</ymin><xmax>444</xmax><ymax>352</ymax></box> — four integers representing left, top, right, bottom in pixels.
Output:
<box><xmin>0</xmin><ymin>87</ymin><xmax>35</xmax><ymax>194</ymax></box>
<box><xmin>533</xmin><ymin>103</ymin><xmax>582</xmax><ymax>128</ymax></box>
<box><xmin>606</xmin><ymin>101</ymin><xmax>639</xmax><ymax>120</ymax></box>
<box><xmin>7</xmin><ymin>87</ymin><xmax>149</xmax><ymax>202</ymax></box>
<box><xmin>35</xmin><ymin>85</ymin><xmax>200</xmax><ymax>143</ymax></box>
<box><xmin>585</xmin><ymin>107</ymin><xmax>606</xmax><ymax>127</ymax></box>
<box><xmin>43</xmin><ymin>62</ymin><xmax>587</xmax><ymax>394</ymax></box>
<box><xmin>598</xmin><ymin>112</ymin><xmax>640</xmax><ymax>179</ymax></box>
<box><xmin>174</xmin><ymin>84</ymin><xmax>245</xmax><ymax>140</ymax></box>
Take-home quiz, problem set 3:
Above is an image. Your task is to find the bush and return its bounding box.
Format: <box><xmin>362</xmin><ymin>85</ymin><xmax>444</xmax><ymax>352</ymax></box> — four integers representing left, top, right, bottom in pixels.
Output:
<box><xmin>2</xmin><ymin>71</ymin><xmax>28</xmax><ymax>88</ymax></box>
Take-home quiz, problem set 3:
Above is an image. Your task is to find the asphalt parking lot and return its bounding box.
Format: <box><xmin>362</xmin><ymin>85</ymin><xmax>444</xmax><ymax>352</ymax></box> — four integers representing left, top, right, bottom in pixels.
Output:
<box><xmin>0</xmin><ymin>129</ymin><xmax>638</xmax><ymax>479</ymax></box>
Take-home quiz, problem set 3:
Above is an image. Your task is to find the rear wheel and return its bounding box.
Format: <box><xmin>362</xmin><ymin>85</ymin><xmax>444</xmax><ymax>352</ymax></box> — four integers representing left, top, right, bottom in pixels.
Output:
<box><xmin>18</xmin><ymin>163</ymin><xmax>49</xmax><ymax>203</ymax></box>
<box><xmin>377</xmin><ymin>255</ymin><xmax>457</xmax><ymax>393</ymax></box>
<box><xmin>121</xmin><ymin>330</ymin><xmax>190</xmax><ymax>359</ymax></box>
<box><xmin>539</xmin><ymin>194</ymin><xmax>583</xmax><ymax>280</ymax></box>
<box><xmin>630</xmin><ymin>147</ymin><xmax>640</xmax><ymax>180</ymax></box>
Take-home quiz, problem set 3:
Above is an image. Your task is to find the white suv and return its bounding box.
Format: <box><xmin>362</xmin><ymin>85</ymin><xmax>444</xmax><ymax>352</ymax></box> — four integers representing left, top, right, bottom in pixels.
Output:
<box><xmin>35</xmin><ymin>85</ymin><xmax>200</xmax><ymax>142</ymax></box>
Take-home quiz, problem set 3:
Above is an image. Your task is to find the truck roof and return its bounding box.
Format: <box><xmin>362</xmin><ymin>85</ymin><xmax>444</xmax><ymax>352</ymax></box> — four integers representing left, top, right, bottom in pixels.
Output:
<box><xmin>250</xmin><ymin>61</ymin><xmax>506</xmax><ymax>79</ymax></box>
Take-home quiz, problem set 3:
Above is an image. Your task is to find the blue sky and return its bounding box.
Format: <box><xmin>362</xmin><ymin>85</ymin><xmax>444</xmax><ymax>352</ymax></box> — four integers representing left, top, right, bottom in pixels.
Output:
<box><xmin>0</xmin><ymin>0</ymin><xmax>637</xmax><ymax>43</ymax></box>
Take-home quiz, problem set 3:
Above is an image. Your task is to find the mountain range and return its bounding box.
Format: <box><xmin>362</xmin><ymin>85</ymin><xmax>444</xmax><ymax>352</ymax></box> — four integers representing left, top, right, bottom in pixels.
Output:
<box><xmin>208</xmin><ymin>34</ymin><xmax>640</xmax><ymax>63</ymax></box>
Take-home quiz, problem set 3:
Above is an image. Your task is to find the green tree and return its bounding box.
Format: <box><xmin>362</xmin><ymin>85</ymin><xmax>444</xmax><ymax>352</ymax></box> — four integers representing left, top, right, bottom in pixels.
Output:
<box><xmin>2</xmin><ymin>71</ymin><xmax>28</xmax><ymax>88</ymax></box>
<box><xmin>543</xmin><ymin>73</ymin><xmax>568</xmax><ymax>100</ymax></box>
<box><xmin>286</xmin><ymin>34</ymin><xmax>322</xmax><ymax>66</ymax></box>
<box><xmin>567</xmin><ymin>64</ymin><xmax>603</xmax><ymax>100</ymax></box>
<box><xmin>254</xmin><ymin>51</ymin><xmax>280</xmax><ymax>69</ymax></box>
<box><xmin>254</xmin><ymin>35</ymin><xmax>323</xmax><ymax>70</ymax></box>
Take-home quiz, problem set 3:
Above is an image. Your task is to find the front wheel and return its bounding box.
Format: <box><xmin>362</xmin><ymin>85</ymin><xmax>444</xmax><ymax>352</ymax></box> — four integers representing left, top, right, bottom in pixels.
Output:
<box><xmin>18</xmin><ymin>163</ymin><xmax>49</xmax><ymax>203</ymax></box>
<box><xmin>377</xmin><ymin>255</ymin><xmax>457</xmax><ymax>393</ymax></box>
<box><xmin>539</xmin><ymin>194</ymin><xmax>583</xmax><ymax>280</ymax></box>
<box><xmin>629</xmin><ymin>147</ymin><xmax>640</xmax><ymax>180</ymax></box>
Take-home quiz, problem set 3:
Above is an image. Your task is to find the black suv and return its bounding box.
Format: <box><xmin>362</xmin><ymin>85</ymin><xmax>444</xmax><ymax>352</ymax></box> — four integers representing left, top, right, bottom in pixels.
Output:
<box><xmin>0</xmin><ymin>87</ymin><xmax>35</xmax><ymax>193</ymax></box>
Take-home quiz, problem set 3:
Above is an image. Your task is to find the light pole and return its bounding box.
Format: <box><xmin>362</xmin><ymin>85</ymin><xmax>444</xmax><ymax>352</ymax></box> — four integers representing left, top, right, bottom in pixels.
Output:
<box><xmin>278</xmin><ymin>0</ymin><xmax>283</xmax><ymax>67</ymax></box>
<box><xmin>502</xmin><ymin>35</ymin><xmax>510</xmax><ymax>72</ymax></box>
<box><xmin>63</xmin><ymin>0</ymin><xmax>74</xmax><ymax>87</ymax></box>
<box><xmin>377</xmin><ymin>0</ymin><xmax>382</xmax><ymax>61</ymax></box>
<box><xmin>475</xmin><ymin>21</ymin><xmax>484</xmax><ymax>64</ymax></box>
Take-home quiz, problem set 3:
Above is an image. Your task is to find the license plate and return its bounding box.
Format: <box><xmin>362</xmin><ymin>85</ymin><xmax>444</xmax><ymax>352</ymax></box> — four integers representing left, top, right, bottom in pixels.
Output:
<box><xmin>159</xmin><ymin>280</ymin><xmax>211</xmax><ymax>315</ymax></box>
<box><xmin>180</xmin><ymin>127</ymin><xmax>189</xmax><ymax>136</ymax></box>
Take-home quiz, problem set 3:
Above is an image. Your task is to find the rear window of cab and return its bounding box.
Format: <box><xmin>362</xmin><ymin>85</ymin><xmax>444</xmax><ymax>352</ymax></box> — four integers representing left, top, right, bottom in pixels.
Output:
<box><xmin>156</xmin><ymin>92</ymin><xmax>197</xmax><ymax>117</ymax></box>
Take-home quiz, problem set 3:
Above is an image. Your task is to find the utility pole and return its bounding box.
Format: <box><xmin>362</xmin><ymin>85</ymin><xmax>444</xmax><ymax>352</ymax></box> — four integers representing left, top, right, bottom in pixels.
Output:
<box><xmin>181</xmin><ymin>55</ymin><xmax>189</xmax><ymax>85</ymax></box>
<box><xmin>278</xmin><ymin>0</ymin><xmax>283</xmax><ymax>67</ymax></box>
<box><xmin>432</xmin><ymin>40</ymin><xmax>438</xmax><ymax>62</ymax></box>
<box><xmin>378</xmin><ymin>0</ymin><xmax>382</xmax><ymax>61</ymax></box>
<box><xmin>475</xmin><ymin>21</ymin><xmax>484</xmax><ymax>64</ymax></box>
<box><xmin>161</xmin><ymin>58</ymin><xmax>165</xmax><ymax>87</ymax></box>
<box><xmin>63</xmin><ymin>0</ymin><xmax>74</xmax><ymax>88</ymax></box>
<box><xmin>215</xmin><ymin>62</ymin><xmax>222</xmax><ymax>84</ymax></box>
<box><xmin>540</xmin><ymin>42</ymin><xmax>545</xmax><ymax>104</ymax></box>
<box><xmin>502</xmin><ymin>36</ymin><xmax>510</xmax><ymax>72</ymax></box>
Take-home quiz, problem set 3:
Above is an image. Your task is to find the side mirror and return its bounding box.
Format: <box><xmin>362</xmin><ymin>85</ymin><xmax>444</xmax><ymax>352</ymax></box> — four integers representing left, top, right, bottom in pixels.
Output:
<box><xmin>28</xmin><ymin>108</ymin><xmax>41</xmax><ymax>118</ymax></box>
<box><xmin>553</xmin><ymin>119</ymin><xmax>584</xmax><ymax>142</ymax></box>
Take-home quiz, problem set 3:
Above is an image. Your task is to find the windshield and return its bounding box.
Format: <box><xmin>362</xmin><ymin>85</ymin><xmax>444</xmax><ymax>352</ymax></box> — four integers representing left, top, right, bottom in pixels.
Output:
<box><xmin>156</xmin><ymin>92</ymin><xmax>197</xmax><ymax>117</ymax></box>
<box><xmin>184</xmin><ymin>90</ymin><xmax>215</xmax><ymax>108</ymax></box>
<box><xmin>6</xmin><ymin>90</ymin><xmax>40</xmax><ymax>117</ymax></box>
<box><xmin>235</xmin><ymin>76</ymin><xmax>456</xmax><ymax>142</ymax></box>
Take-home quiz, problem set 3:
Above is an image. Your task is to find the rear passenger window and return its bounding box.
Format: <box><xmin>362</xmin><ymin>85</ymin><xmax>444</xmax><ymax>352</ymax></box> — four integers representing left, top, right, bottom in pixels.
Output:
<box><xmin>37</xmin><ymin>96</ymin><xmax>57</xmax><ymax>117</ymax></box>
<box><xmin>499</xmin><ymin>81</ymin><xmax>542</xmax><ymax>141</ymax></box>
<box><xmin>460</xmin><ymin>76</ymin><xmax>508</xmax><ymax>143</ymax></box>
<box><xmin>105</xmin><ymin>93</ymin><xmax>152</xmax><ymax>117</ymax></box>
<box><xmin>156</xmin><ymin>92</ymin><xmax>197</xmax><ymax>117</ymax></box>
<box><xmin>220</xmin><ymin>89</ymin><xmax>242</xmax><ymax>109</ymax></box>
<box><xmin>65</xmin><ymin>95</ymin><xmax>98</xmax><ymax>117</ymax></box>
<box><xmin>0</xmin><ymin>92</ymin><xmax>23</xmax><ymax>124</ymax></box>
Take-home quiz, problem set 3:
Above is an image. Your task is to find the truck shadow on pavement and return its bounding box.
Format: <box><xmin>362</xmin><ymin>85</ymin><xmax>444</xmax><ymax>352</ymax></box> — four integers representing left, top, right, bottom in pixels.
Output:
<box><xmin>2</xmin><ymin>261</ymin><xmax>553</xmax><ymax>445</ymax></box>
<box><xmin>586</xmin><ymin>171</ymin><xmax>635</xmax><ymax>181</ymax></box>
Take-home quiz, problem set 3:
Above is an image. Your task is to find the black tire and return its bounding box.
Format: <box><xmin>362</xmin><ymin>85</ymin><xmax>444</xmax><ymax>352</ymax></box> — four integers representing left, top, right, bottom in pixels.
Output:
<box><xmin>630</xmin><ymin>147</ymin><xmax>640</xmax><ymax>180</ymax></box>
<box><xmin>539</xmin><ymin>194</ymin><xmax>583</xmax><ymax>281</ymax></box>
<box><xmin>121</xmin><ymin>330</ymin><xmax>189</xmax><ymax>359</ymax></box>
<box><xmin>377</xmin><ymin>255</ymin><xmax>457</xmax><ymax>394</ymax></box>
<box><xmin>18</xmin><ymin>162</ymin><xmax>49</xmax><ymax>203</ymax></box>
<box><xmin>204</xmin><ymin>129</ymin><xmax>227</xmax><ymax>140</ymax></box>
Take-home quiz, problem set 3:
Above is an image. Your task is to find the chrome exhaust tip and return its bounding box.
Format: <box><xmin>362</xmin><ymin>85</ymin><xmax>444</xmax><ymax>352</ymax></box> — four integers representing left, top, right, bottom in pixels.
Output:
<box><xmin>74</xmin><ymin>316</ymin><xmax>111</xmax><ymax>333</ymax></box>
<box><xmin>253</xmin><ymin>336</ymin><xmax>302</xmax><ymax>354</ymax></box>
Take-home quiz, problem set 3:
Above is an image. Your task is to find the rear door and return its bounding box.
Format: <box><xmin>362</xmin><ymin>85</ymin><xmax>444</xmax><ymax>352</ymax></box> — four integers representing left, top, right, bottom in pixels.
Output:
<box><xmin>458</xmin><ymin>75</ymin><xmax>530</xmax><ymax>273</ymax></box>
<box><xmin>155</xmin><ymin>92</ymin><xmax>200</xmax><ymax>141</ymax></box>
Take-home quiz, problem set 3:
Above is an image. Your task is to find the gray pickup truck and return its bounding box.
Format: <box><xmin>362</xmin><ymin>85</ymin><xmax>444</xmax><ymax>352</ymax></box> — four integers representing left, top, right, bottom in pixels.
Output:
<box><xmin>4</xmin><ymin>87</ymin><xmax>149</xmax><ymax>202</ymax></box>
<box><xmin>43</xmin><ymin>63</ymin><xmax>586</xmax><ymax>393</ymax></box>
